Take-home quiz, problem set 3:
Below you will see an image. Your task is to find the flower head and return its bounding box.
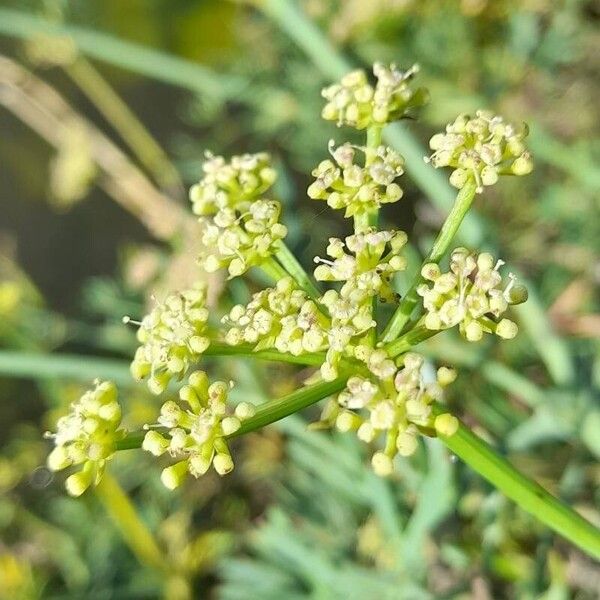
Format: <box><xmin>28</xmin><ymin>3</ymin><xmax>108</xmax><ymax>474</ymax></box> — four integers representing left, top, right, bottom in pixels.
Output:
<box><xmin>129</xmin><ymin>284</ymin><xmax>210</xmax><ymax>394</ymax></box>
<box><xmin>314</xmin><ymin>229</ymin><xmax>407</xmax><ymax>379</ymax></box>
<box><xmin>426</xmin><ymin>111</ymin><xmax>533</xmax><ymax>192</ymax></box>
<box><xmin>314</xmin><ymin>229</ymin><xmax>408</xmax><ymax>303</ymax></box>
<box><xmin>323</xmin><ymin>352</ymin><xmax>457</xmax><ymax>475</ymax></box>
<box><xmin>308</xmin><ymin>142</ymin><xmax>404</xmax><ymax>218</ymax></box>
<box><xmin>417</xmin><ymin>248</ymin><xmax>525</xmax><ymax>341</ymax></box>
<box><xmin>190</xmin><ymin>153</ymin><xmax>287</xmax><ymax>278</ymax></box>
<box><xmin>199</xmin><ymin>199</ymin><xmax>288</xmax><ymax>278</ymax></box>
<box><xmin>222</xmin><ymin>277</ymin><xmax>327</xmax><ymax>356</ymax></box>
<box><xmin>142</xmin><ymin>371</ymin><xmax>256</xmax><ymax>489</ymax></box>
<box><xmin>46</xmin><ymin>380</ymin><xmax>124</xmax><ymax>496</ymax></box>
<box><xmin>321</xmin><ymin>63</ymin><xmax>428</xmax><ymax>129</ymax></box>
<box><xmin>189</xmin><ymin>151</ymin><xmax>276</xmax><ymax>216</ymax></box>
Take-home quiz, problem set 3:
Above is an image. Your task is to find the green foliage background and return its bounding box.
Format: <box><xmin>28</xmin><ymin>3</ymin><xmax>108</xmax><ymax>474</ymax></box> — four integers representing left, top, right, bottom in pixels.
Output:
<box><xmin>0</xmin><ymin>0</ymin><xmax>599</xmax><ymax>598</ymax></box>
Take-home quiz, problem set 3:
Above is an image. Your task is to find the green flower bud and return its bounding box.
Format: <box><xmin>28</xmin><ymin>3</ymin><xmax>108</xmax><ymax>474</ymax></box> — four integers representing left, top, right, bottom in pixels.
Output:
<box><xmin>161</xmin><ymin>461</ymin><xmax>188</xmax><ymax>490</ymax></box>
<box><xmin>145</xmin><ymin>372</ymin><xmax>254</xmax><ymax>489</ymax></box>
<box><xmin>434</xmin><ymin>413</ymin><xmax>459</xmax><ymax>437</ymax></box>
<box><xmin>371</xmin><ymin>452</ymin><xmax>394</xmax><ymax>477</ymax></box>
<box><xmin>65</xmin><ymin>468</ymin><xmax>93</xmax><ymax>497</ymax></box>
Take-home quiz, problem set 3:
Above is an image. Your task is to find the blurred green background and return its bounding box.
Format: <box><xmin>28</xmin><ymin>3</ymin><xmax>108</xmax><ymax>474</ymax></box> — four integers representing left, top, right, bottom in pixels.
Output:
<box><xmin>0</xmin><ymin>0</ymin><xmax>599</xmax><ymax>598</ymax></box>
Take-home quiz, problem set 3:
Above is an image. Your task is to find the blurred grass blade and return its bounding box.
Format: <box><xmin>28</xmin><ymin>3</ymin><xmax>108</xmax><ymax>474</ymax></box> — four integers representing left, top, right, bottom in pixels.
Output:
<box><xmin>401</xmin><ymin>440</ymin><xmax>455</xmax><ymax>574</ymax></box>
<box><xmin>0</xmin><ymin>350</ymin><xmax>132</xmax><ymax>385</ymax></box>
<box><xmin>0</xmin><ymin>8</ymin><xmax>244</xmax><ymax>96</ymax></box>
<box><xmin>514</xmin><ymin>287</ymin><xmax>575</xmax><ymax>387</ymax></box>
<box><xmin>95</xmin><ymin>473</ymin><xmax>164</xmax><ymax>572</ymax></box>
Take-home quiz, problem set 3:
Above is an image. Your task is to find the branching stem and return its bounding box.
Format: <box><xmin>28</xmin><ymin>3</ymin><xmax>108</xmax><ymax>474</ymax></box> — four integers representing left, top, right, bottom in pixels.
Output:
<box><xmin>381</xmin><ymin>179</ymin><xmax>477</xmax><ymax>342</ymax></box>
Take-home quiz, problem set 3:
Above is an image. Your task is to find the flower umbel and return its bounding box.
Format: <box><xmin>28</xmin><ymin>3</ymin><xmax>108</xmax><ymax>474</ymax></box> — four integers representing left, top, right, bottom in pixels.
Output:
<box><xmin>222</xmin><ymin>277</ymin><xmax>327</xmax><ymax>356</ymax></box>
<box><xmin>129</xmin><ymin>283</ymin><xmax>210</xmax><ymax>394</ymax></box>
<box><xmin>189</xmin><ymin>151</ymin><xmax>276</xmax><ymax>216</ymax></box>
<box><xmin>142</xmin><ymin>371</ymin><xmax>256</xmax><ymax>489</ymax></box>
<box><xmin>426</xmin><ymin>110</ymin><xmax>533</xmax><ymax>193</ymax></box>
<box><xmin>322</xmin><ymin>352</ymin><xmax>457</xmax><ymax>476</ymax></box>
<box><xmin>417</xmin><ymin>248</ymin><xmax>526</xmax><ymax>342</ymax></box>
<box><xmin>321</xmin><ymin>63</ymin><xmax>428</xmax><ymax>129</ymax></box>
<box><xmin>190</xmin><ymin>152</ymin><xmax>287</xmax><ymax>278</ymax></box>
<box><xmin>308</xmin><ymin>141</ymin><xmax>404</xmax><ymax>219</ymax></box>
<box><xmin>315</xmin><ymin>229</ymin><xmax>408</xmax><ymax>379</ymax></box>
<box><xmin>46</xmin><ymin>380</ymin><xmax>125</xmax><ymax>496</ymax></box>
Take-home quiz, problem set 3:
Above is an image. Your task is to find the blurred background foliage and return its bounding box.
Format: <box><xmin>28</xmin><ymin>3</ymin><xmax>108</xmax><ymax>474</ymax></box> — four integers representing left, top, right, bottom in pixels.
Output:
<box><xmin>0</xmin><ymin>0</ymin><xmax>599</xmax><ymax>598</ymax></box>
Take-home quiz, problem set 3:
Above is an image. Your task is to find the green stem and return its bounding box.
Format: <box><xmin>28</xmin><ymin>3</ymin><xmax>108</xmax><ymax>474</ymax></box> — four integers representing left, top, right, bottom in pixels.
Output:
<box><xmin>231</xmin><ymin>376</ymin><xmax>348</xmax><ymax>436</ymax></box>
<box><xmin>276</xmin><ymin>242</ymin><xmax>321</xmax><ymax>300</ymax></box>
<box><xmin>95</xmin><ymin>473</ymin><xmax>164</xmax><ymax>571</ymax></box>
<box><xmin>205</xmin><ymin>341</ymin><xmax>325</xmax><ymax>366</ymax></box>
<box><xmin>65</xmin><ymin>57</ymin><xmax>182</xmax><ymax>192</ymax></box>
<box><xmin>437</xmin><ymin>410</ymin><xmax>600</xmax><ymax>560</ymax></box>
<box><xmin>354</xmin><ymin>124</ymin><xmax>384</xmax><ymax>232</ymax></box>
<box><xmin>260</xmin><ymin>256</ymin><xmax>290</xmax><ymax>282</ymax></box>
<box><xmin>383</xmin><ymin>324</ymin><xmax>438</xmax><ymax>357</ymax></box>
<box><xmin>381</xmin><ymin>179</ymin><xmax>477</xmax><ymax>342</ymax></box>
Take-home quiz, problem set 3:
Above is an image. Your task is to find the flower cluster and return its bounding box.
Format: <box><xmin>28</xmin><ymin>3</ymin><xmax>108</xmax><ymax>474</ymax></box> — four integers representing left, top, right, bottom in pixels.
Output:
<box><xmin>222</xmin><ymin>277</ymin><xmax>327</xmax><ymax>356</ymax></box>
<box><xmin>189</xmin><ymin>151</ymin><xmax>276</xmax><ymax>215</ymax></box>
<box><xmin>314</xmin><ymin>229</ymin><xmax>408</xmax><ymax>379</ymax></box>
<box><xmin>190</xmin><ymin>152</ymin><xmax>287</xmax><ymax>278</ymax></box>
<box><xmin>129</xmin><ymin>284</ymin><xmax>210</xmax><ymax>394</ymax></box>
<box><xmin>142</xmin><ymin>371</ymin><xmax>255</xmax><ymax>488</ymax></box>
<box><xmin>324</xmin><ymin>352</ymin><xmax>458</xmax><ymax>475</ymax></box>
<box><xmin>417</xmin><ymin>248</ymin><xmax>526</xmax><ymax>342</ymax></box>
<box><xmin>426</xmin><ymin>110</ymin><xmax>533</xmax><ymax>193</ymax></box>
<box><xmin>321</xmin><ymin>63</ymin><xmax>428</xmax><ymax>129</ymax></box>
<box><xmin>46</xmin><ymin>380</ymin><xmax>124</xmax><ymax>496</ymax></box>
<box><xmin>308</xmin><ymin>142</ymin><xmax>404</xmax><ymax>219</ymax></box>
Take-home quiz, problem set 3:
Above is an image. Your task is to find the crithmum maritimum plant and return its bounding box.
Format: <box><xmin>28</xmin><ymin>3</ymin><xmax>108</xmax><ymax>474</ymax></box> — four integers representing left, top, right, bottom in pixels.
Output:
<box><xmin>45</xmin><ymin>63</ymin><xmax>600</xmax><ymax>559</ymax></box>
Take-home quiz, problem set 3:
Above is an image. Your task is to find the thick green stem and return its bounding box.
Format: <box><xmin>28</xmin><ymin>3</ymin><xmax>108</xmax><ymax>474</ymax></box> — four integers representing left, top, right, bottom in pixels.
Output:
<box><xmin>276</xmin><ymin>242</ymin><xmax>321</xmax><ymax>300</ymax></box>
<box><xmin>260</xmin><ymin>256</ymin><xmax>290</xmax><ymax>282</ymax></box>
<box><xmin>231</xmin><ymin>376</ymin><xmax>348</xmax><ymax>436</ymax></box>
<box><xmin>381</xmin><ymin>180</ymin><xmax>477</xmax><ymax>342</ymax></box>
<box><xmin>383</xmin><ymin>324</ymin><xmax>438</xmax><ymax>358</ymax></box>
<box><xmin>205</xmin><ymin>341</ymin><xmax>325</xmax><ymax>366</ymax></box>
<box><xmin>354</xmin><ymin>124</ymin><xmax>384</xmax><ymax>232</ymax></box>
<box><xmin>95</xmin><ymin>473</ymin><xmax>164</xmax><ymax>571</ymax></box>
<box><xmin>437</xmin><ymin>410</ymin><xmax>600</xmax><ymax>560</ymax></box>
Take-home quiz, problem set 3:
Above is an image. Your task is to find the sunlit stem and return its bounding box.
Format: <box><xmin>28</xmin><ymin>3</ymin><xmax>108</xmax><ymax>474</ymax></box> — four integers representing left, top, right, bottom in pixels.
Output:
<box><xmin>381</xmin><ymin>179</ymin><xmax>477</xmax><ymax>342</ymax></box>
<box><xmin>205</xmin><ymin>341</ymin><xmax>326</xmax><ymax>366</ymax></box>
<box><xmin>383</xmin><ymin>323</ymin><xmax>438</xmax><ymax>358</ymax></box>
<box><xmin>230</xmin><ymin>376</ymin><xmax>348</xmax><ymax>436</ymax></box>
<box><xmin>353</xmin><ymin>124</ymin><xmax>384</xmax><ymax>233</ymax></box>
<box><xmin>260</xmin><ymin>256</ymin><xmax>290</xmax><ymax>282</ymax></box>
<box><xmin>276</xmin><ymin>242</ymin><xmax>322</xmax><ymax>300</ymax></box>
<box><xmin>436</xmin><ymin>405</ymin><xmax>600</xmax><ymax>560</ymax></box>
